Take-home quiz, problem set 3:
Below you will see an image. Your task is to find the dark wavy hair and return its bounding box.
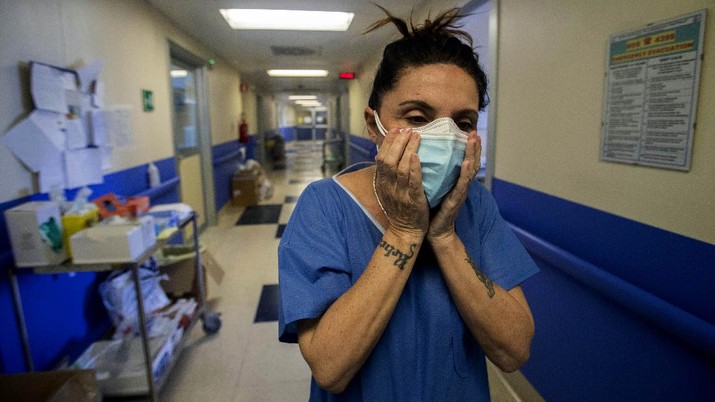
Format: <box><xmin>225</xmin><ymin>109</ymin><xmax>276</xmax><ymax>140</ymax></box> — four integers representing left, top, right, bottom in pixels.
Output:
<box><xmin>365</xmin><ymin>6</ymin><xmax>489</xmax><ymax>112</ymax></box>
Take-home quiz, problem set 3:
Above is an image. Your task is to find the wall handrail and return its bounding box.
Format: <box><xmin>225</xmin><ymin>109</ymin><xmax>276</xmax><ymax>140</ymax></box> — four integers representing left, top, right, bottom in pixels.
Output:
<box><xmin>134</xmin><ymin>176</ymin><xmax>180</xmax><ymax>201</ymax></box>
<box><xmin>509</xmin><ymin>223</ymin><xmax>715</xmax><ymax>358</ymax></box>
<box><xmin>212</xmin><ymin>149</ymin><xmax>242</xmax><ymax>167</ymax></box>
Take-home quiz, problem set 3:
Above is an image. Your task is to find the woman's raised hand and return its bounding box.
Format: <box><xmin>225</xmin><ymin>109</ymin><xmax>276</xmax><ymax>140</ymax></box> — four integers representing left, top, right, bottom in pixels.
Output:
<box><xmin>427</xmin><ymin>131</ymin><xmax>481</xmax><ymax>242</ymax></box>
<box><xmin>374</xmin><ymin>127</ymin><xmax>429</xmax><ymax>239</ymax></box>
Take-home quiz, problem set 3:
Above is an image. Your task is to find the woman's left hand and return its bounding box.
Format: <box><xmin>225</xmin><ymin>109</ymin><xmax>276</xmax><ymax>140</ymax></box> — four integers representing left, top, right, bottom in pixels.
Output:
<box><xmin>427</xmin><ymin>131</ymin><xmax>481</xmax><ymax>242</ymax></box>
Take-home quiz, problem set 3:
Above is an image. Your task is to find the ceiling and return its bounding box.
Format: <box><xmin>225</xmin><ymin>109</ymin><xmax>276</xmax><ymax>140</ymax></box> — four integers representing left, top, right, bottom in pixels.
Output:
<box><xmin>145</xmin><ymin>0</ymin><xmax>444</xmax><ymax>97</ymax></box>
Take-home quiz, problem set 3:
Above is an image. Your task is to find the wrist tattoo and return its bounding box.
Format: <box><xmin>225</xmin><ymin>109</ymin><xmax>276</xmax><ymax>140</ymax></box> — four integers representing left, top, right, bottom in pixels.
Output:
<box><xmin>378</xmin><ymin>240</ymin><xmax>416</xmax><ymax>270</ymax></box>
<box><xmin>465</xmin><ymin>255</ymin><xmax>496</xmax><ymax>298</ymax></box>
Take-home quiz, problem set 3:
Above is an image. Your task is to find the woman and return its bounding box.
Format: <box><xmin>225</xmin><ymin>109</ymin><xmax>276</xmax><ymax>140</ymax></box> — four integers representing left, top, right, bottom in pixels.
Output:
<box><xmin>279</xmin><ymin>7</ymin><xmax>539</xmax><ymax>401</ymax></box>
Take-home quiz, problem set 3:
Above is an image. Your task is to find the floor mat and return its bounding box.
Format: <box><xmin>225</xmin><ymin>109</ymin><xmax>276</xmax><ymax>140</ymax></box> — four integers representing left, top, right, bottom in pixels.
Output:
<box><xmin>254</xmin><ymin>284</ymin><xmax>280</xmax><ymax>323</ymax></box>
<box><xmin>236</xmin><ymin>204</ymin><xmax>282</xmax><ymax>225</ymax></box>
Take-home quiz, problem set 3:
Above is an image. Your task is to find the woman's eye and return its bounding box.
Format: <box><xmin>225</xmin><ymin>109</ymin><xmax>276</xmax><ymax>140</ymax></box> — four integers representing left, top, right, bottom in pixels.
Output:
<box><xmin>405</xmin><ymin>115</ymin><xmax>428</xmax><ymax>125</ymax></box>
<box><xmin>457</xmin><ymin>121</ymin><xmax>475</xmax><ymax>131</ymax></box>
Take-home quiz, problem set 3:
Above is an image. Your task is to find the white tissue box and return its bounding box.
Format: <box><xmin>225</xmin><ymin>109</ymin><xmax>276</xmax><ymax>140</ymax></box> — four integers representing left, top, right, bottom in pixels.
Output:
<box><xmin>4</xmin><ymin>201</ymin><xmax>67</xmax><ymax>267</ymax></box>
<box><xmin>70</xmin><ymin>221</ymin><xmax>155</xmax><ymax>264</ymax></box>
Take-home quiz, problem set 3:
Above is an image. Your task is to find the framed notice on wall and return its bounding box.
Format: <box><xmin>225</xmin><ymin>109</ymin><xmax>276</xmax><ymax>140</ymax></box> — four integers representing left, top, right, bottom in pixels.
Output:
<box><xmin>600</xmin><ymin>10</ymin><xmax>706</xmax><ymax>171</ymax></box>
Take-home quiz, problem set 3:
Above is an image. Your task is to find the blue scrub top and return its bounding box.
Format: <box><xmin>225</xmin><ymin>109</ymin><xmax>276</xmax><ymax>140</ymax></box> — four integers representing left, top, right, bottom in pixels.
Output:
<box><xmin>279</xmin><ymin>164</ymin><xmax>539</xmax><ymax>401</ymax></box>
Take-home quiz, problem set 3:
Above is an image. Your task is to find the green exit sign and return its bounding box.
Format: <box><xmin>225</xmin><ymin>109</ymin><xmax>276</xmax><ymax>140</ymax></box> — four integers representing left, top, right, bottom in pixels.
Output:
<box><xmin>142</xmin><ymin>89</ymin><xmax>154</xmax><ymax>112</ymax></box>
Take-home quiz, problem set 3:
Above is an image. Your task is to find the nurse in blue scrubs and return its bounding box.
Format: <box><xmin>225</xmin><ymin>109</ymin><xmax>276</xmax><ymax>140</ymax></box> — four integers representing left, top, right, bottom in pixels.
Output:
<box><xmin>279</xmin><ymin>7</ymin><xmax>539</xmax><ymax>401</ymax></box>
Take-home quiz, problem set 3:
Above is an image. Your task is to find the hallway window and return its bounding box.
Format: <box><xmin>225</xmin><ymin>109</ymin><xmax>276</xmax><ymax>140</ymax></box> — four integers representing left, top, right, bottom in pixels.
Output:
<box><xmin>171</xmin><ymin>63</ymin><xmax>199</xmax><ymax>153</ymax></box>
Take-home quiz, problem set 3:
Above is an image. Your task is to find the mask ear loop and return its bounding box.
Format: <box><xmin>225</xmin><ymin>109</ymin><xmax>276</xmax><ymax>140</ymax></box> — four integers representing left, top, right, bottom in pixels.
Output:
<box><xmin>373</xmin><ymin>111</ymin><xmax>388</xmax><ymax>136</ymax></box>
<box><xmin>371</xmin><ymin>111</ymin><xmax>389</xmax><ymax>218</ymax></box>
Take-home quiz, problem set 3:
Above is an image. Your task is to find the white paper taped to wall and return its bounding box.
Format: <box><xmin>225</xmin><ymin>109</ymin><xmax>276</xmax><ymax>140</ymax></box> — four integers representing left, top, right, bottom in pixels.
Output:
<box><xmin>39</xmin><ymin>165</ymin><xmax>66</xmax><ymax>193</ymax></box>
<box><xmin>64</xmin><ymin>147</ymin><xmax>103</xmax><ymax>188</ymax></box>
<box><xmin>113</xmin><ymin>106</ymin><xmax>134</xmax><ymax>147</ymax></box>
<box><xmin>77</xmin><ymin>60</ymin><xmax>104</xmax><ymax>93</ymax></box>
<box><xmin>30</xmin><ymin>63</ymin><xmax>68</xmax><ymax>114</ymax></box>
<box><xmin>2</xmin><ymin>110</ymin><xmax>65</xmax><ymax>172</ymax></box>
<box><xmin>65</xmin><ymin>119</ymin><xmax>88</xmax><ymax>150</ymax></box>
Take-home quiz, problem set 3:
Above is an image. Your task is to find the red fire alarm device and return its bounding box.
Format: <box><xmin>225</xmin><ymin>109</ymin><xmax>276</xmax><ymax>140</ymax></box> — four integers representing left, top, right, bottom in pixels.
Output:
<box><xmin>338</xmin><ymin>72</ymin><xmax>355</xmax><ymax>79</ymax></box>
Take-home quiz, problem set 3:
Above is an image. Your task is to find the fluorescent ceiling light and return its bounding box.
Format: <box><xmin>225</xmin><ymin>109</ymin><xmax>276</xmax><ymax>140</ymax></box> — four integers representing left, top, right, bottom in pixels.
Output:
<box><xmin>171</xmin><ymin>70</ymin><xmax>188</xmax><ymax>77</ymax></box>
<box><xmin>289</xmin><ymin>95</ymin><xmax>318</xmax><ymax>100</ymax></box>
<box><xmin>267</xmin><ymin>69</ymin><xmax>328</xmax><ymax>77</ymax></box>
<box><xmin>295</xmin><ymin>101</ymin><xmax>322</xmax><ymax>107</ymax></box>
<box><xmin>220</xmin><ymin>9</ymin><xmax>354</xmax><ymax>31</ymax></box>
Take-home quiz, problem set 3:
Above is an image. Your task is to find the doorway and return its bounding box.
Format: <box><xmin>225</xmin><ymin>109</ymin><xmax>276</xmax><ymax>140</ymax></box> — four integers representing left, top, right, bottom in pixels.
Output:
<box><xmin>169</xmin><ymin>44</ymin><xmax>216</xmax><ymax>231</ymax></box>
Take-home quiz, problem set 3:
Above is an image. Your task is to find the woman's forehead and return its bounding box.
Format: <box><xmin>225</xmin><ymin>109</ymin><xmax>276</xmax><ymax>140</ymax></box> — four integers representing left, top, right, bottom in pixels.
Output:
<box><xmin>387</xmin><ymin>64</ymin><xmax>480</xmax><ymax>110</ymax></box>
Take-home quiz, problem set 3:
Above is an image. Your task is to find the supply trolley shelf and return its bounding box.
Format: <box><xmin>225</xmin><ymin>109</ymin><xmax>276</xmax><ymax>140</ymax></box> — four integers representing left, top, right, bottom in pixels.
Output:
<box><xmin>7</xmin><ymin>211</ymin><xmax>221</xmax><ymax>402</ymax></box>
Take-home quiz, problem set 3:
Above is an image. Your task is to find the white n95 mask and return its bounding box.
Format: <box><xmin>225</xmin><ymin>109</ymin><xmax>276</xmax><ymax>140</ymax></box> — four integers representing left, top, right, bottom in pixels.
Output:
<box><xmin>374</xmin><ymin>112</ymin><xmax>468</xmax><ymax>208</ymax></box>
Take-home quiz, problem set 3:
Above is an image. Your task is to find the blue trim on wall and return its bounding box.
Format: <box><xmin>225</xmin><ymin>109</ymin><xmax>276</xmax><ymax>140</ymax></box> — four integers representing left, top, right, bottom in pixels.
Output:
<box><xmin>0</xmin><ymin>158</ymin><xmax>180</xmax><ymax>374</ymax></box>
<box><xmin>278</xmin><ymin>127</ymin><xmax>294</xmax><ymax>142</ymax></box>
<box><xmin>211</xmin><ymin>138</ymin><xmax>256</xmax><ymax>211</ymax></box>
<box><xmin>491</xmin><ymin>178</ymin><xmax>715</xmax><ymax>401</ymax></box>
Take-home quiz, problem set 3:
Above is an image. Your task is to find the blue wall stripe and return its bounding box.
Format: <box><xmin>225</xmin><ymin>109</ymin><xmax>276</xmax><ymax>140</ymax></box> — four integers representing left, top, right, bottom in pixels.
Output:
<box><xmin>211</xmin><ymin>138</ymin><xmax>256</xmax><ymax>211</ymax></box>
<box><xmin>491</xmin><ymin>179</ymin><xmax>715</xmax><ymax>323</ymax></box>
<box><xmin>511</xmin><ymin>224</ymin><xmax>715</xmax><ymax>357</ymax></box>
<box><xmin>491</xmin><ymin>178</ymin><xmax>715</xmax><ymax>401</ymax></box>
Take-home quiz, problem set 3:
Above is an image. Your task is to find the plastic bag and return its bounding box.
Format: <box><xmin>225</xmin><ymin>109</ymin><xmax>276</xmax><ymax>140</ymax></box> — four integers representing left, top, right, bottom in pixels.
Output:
<box><xmin>99</xmin><ymin>263</ymin><xmax>170</xmax><ymax>337</ymax></box>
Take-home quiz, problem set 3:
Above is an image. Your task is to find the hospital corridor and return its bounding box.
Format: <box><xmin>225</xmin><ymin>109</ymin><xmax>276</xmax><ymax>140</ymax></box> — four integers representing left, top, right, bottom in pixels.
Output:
<box><xmin>1</xmin><ymin>1</ymin><xmax>714</xmax><ymax>401</ymax></box>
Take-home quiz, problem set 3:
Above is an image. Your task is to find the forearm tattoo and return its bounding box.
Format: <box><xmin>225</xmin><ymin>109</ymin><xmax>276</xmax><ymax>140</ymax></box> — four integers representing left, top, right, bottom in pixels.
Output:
<box><xmin>378</xmin><ymin>240</ymin><xmax>416</xmax><ymax>270</ymax></box>
<box><xmin>465</xmin><ymin>255</ymin><xmax>496</xmax><ymax>298</ymax></box>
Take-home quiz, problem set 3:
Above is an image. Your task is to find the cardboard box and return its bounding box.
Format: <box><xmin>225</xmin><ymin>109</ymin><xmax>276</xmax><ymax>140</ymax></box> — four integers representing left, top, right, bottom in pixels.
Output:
<box><xmin>0</xmin><ymin>370</ymin><xmax>100</xmax><ymax>402</ymax></box>
<box><xmin>231</xmin><ymin>171</ymin><xmax>259</xmax><ymax>206</ymax></box>
<box><xmin>71</xmin><ymin>297</ymin><xmax>198</xmax><ymax>397</ymax></box>
<box><xmin>4</xmin><ymin>201</ymin><xmax>67</xmax><ymax>267</ymax></box>
<box><xmin>158</xmin><ymin>245</ymin><xmax>225</xmax><ymax>299</ymax></box>
<box><xmin>72</xmin><ymin>336</ymin><xmax>172</xmax><ymax>397</ymax></box>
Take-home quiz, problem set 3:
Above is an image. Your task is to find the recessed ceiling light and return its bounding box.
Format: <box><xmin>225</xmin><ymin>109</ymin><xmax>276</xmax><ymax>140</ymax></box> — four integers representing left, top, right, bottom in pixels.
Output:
<box><xmin>267</xmin><ymin>69</ymin><xmax>329</xmax><ymax>77</ymax></box>
<box><xmin>171</xmin><ymin>70</ymin><xmax>188</xmax><ymax>77</ymax></box>
<box><xmin>220</xmin><ymin>9</ymin><xmax>354</xmax><ymax>31</ymax></box>
<box><xmin>289</xmin><ymin>95</ymin><xmax>318</xmax><ymax>100</ymax></box>
<box><xmin>295</xmin><ymin>100</ymin><xmax>322</xmax><ymax>105</ymax></box>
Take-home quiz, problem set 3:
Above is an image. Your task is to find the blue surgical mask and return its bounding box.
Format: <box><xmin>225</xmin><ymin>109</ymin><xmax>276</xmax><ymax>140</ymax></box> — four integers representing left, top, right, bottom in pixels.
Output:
<box><xmin>374</xmin><ymin>112</ymin><xmax>468</xmax><ymax>208</ymax></box>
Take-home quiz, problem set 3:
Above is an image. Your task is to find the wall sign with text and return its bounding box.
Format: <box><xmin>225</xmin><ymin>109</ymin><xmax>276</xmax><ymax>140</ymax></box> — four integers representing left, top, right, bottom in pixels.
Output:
<box><xmin>601</xmin><ymin>10</ymin><xmax>706</xmax><ymax>171</ymax></box>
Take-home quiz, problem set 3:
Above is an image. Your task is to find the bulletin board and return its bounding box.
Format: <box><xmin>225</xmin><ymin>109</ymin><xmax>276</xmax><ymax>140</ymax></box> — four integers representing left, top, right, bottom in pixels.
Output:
<box><xmin>2</xmin><ymin>61</ymin><xmax>134</xmax><ymax>192</ymax></box>
<box><xmin>600</xmin><ymin>10</ymin><xmax>706</xmax><ymax>171</ymax></box>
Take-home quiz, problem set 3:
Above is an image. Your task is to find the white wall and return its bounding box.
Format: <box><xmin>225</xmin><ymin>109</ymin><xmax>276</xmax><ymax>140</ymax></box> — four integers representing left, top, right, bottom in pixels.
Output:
<box><xmin>240</xmin><ymin>88</ymin><xmax>258</xmax><ymax>137</ymax></box>
<box><xmin>209</xmin><ymin>63</ymin><xmax>243</xmax><ymax>145</ymax></box>
<box><xmin>496</xmin><ymin>0</ymin><xmax>715</xmax><ymax>244</ymax></box>
<box><xmin>0</xmin><ymin>0</ymin><xmax>244</xmax><ymax>203</ymax></box>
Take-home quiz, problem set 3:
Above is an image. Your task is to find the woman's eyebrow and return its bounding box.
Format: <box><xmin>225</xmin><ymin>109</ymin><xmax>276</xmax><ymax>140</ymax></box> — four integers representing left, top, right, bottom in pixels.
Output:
<box><xmin>456</xmin><ymin>109</ymin><xmax>480</xmax><ymax>119</ymax></box>
<box><xmin>397</xmin><ymin>100</ymin><xmax>435</xmax><ymax>111</ymax></box>
<box><xmin>397</xmin><ymin>100</ymin><xmax>479</xmax><ymax>117</ymax></box>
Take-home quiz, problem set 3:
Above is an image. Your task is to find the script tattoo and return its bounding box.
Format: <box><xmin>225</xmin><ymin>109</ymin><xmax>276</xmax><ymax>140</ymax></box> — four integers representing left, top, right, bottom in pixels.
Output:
<box><xmin>465</xmin><ymin>255</ymin><xmax>496</xmax><ymax>298</ymax></box>
<box><xmin>378</xmin><ymin>241</ymin><xmax>416</xmax><ymax>270</ymax></box>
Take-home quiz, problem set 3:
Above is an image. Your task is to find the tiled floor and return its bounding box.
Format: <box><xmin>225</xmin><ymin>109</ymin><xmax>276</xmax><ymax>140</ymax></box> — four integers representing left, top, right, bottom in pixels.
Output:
<box><xmin>157</xmin><ymin>140</ymin><xmax>537</xmax><ymax>401</ymax></box>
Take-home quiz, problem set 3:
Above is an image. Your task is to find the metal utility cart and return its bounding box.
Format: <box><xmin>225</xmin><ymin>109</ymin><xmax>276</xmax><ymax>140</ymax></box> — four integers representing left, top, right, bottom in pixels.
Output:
<box><xmin>8</xmin><ymin>211</ymin><xmax>221</xmax><ymax>402</ymax></box>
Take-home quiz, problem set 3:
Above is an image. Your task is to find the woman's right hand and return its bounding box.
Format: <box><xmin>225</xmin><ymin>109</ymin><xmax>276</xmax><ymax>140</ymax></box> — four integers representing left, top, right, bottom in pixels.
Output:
<box><xmin>374</xmin><ymin>127</ymin><xmax>429</xmax><ymax>239</ymax></box>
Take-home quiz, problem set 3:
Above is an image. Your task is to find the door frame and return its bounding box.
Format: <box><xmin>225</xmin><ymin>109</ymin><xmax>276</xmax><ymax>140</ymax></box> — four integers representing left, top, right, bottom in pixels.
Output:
<box><xmin>168</xmin><ymin>41</ymin><xmax>216</xmax><ymax>229</ymax></box>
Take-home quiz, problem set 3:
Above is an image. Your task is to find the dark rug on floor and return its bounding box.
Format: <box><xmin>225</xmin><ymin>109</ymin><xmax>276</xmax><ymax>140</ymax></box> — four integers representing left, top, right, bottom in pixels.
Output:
<box><xmin>276</xmin><ymin>224</ymin><xmax>287</xmax><ymax>239</ymax></box>
<box><xmin>236</xmin><ymin>204</ymin><xmax>282</xmax><ymax>225</ymax></box>
<box><xmin>254</xmin><ymin>284</ymin><xmax>280</xmax><ymax>323</ymax></box>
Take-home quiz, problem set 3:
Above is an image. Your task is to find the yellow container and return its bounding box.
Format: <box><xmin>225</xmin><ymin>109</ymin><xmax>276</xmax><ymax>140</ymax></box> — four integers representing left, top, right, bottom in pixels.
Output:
<box><xmin>62</xmin><ymin>208</ymin><xmax>100</xmax><ymax>258</ymax></box>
